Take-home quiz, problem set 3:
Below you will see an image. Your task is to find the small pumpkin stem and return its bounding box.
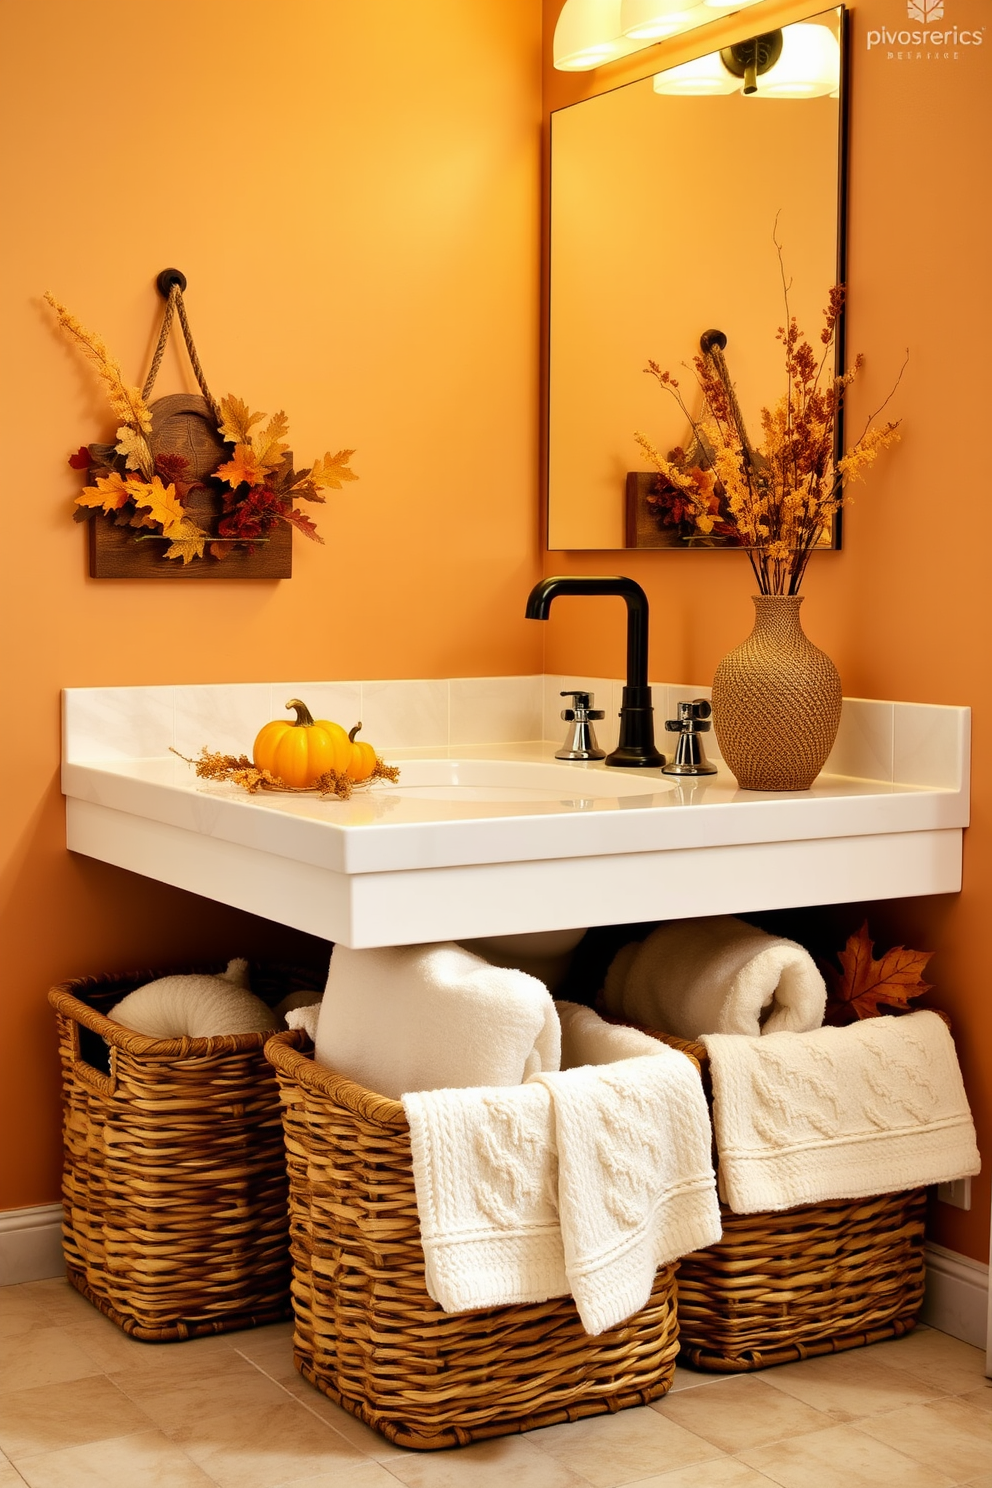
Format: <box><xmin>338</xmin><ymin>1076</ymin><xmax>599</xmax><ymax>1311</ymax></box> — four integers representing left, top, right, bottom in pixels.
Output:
<box><xmin>286</xmin><ymin>699</ymin><xmax>315</xmax><ymax>728</ymax></box>
<box><xmin>348</xmin><ymin>722</ymin><xmax>363</xmax><ymax>742</ymax></box>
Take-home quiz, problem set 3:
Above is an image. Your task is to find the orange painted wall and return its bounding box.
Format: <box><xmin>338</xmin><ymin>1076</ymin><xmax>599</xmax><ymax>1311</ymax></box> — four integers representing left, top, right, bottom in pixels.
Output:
<box><xmin>2</xmin><ymin>0</ymin><xmax>989</xmax><ymax>1274</ymax></box>
<box><xmin>542</xmin><ymin>0</ymin><xmax>992</xmax><ymax>1261</ymax></box>
<box><xmin>0</xmin><ymin>0</ymin><xmax>543</xmax><ymax>1209</ymax></box>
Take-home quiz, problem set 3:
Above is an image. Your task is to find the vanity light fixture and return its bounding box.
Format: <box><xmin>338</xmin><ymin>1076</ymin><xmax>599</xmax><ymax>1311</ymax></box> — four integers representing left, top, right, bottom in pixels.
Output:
<box><xmin>620</xmin><ymin>0</ymin><xmax>707</xmax><ymax>41</ymax></box>
<box><xmin>553</xmin><ymin>0</ymin><xmax>641</xmax><ymax>70</ymax></box>
<box><xmin>554</xmin><ymin>0</ymin><xmax>765</xmax><ymax>70</ymax></box>
<box><xmin>742</xmin><ymin>22</ymin><xmax>840</xmax><ymax>97</ymax></box>
<box><xmin>653</xmin><ymin>22</ymin><xmax>839</xmax><ymax>96</ymax></box>
<box><xmin>651</xmin><ymin>48</ymin><xmax>741</xmax><ymax>94</ymax></box>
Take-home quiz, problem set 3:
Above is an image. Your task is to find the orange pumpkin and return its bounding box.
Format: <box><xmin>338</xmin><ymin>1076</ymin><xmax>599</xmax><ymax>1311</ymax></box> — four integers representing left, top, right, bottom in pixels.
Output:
<box><xmin>345</xmin><ymin>723</ymin><xmax>377</xmax><ymax>783</ymax></box>
<box><xmin>252</xmin><ymin>700</ymin><xmax>352</xmax><ymax>788</ymax></box>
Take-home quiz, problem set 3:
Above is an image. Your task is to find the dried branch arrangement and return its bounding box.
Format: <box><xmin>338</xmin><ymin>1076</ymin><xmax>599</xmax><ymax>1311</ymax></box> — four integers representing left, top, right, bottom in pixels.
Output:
<box><xmin>635</xmin><ymin>237</ymin><xmax>904</xmax><ymax>593</ymax></box>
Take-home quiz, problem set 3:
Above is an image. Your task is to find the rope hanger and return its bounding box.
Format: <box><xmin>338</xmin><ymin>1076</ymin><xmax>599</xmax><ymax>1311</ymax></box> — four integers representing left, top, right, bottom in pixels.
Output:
<box><xmin>143</xmin><ymin>268</ymin><xmax>222</xmax><ymax>423</ymax></box>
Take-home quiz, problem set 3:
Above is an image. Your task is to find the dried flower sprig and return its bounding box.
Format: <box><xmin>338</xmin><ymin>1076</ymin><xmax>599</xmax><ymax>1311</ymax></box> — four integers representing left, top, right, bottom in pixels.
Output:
<box><xmin>171</xmin><ymin>747</ymin><xmax>400</xmax><ymax>800</ymax></box>
<box><xmin>635</xmin><ymin>239</ymin><xmax>904</xmax><ymax>594</ymax></box>
<box><xmin>44</xmin><ymin>292</ymin><xmax>152</xmax><ymax>436</ymax></box>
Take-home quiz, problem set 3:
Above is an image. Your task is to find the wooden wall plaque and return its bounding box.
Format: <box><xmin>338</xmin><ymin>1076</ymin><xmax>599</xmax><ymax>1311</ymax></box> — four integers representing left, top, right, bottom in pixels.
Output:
<box><xmin>89</xmin><ymin>517</ymin><xmax>293</xmax><ymax>579</ymax></box>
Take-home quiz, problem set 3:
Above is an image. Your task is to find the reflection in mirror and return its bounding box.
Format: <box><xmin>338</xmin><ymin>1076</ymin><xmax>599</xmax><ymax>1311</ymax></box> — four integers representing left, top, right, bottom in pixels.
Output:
<box><xmin>547</xmin><ymin>8</ymin><xmax>845</xmax><ymax>551</ymax></box>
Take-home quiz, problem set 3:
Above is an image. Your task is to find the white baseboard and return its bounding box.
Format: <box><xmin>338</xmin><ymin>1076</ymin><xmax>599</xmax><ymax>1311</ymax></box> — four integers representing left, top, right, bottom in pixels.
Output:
<box><xmin>0</xmin><ymin>1205</ymin><xmax>65</xmax><ymax>1286</ymax></box>
<box><xmin>922</xmin><ymin>1241</ymin><xmax>989</xmax><ymax>1354</ymax></box>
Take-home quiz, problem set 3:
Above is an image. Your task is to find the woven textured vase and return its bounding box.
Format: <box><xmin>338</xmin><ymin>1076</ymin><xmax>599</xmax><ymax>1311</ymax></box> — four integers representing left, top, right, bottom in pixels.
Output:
<box><xmin>712</xmin><ymin>595</ymin><xmax>841</xmax><ymax>791</ymax></box>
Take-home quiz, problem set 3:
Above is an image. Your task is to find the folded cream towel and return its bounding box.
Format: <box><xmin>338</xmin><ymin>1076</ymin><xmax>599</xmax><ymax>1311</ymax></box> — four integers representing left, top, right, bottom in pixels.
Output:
<box><xmin>314</xmin><ymin>942</ymin><xmax>560</xmax><ymax>1100</ymax></box>
<box><xmin>603</xmin><ymin>916</ymin><xmax>826</xmax><ymax>1039</ymax></box>
<box><xmin>703</xmin><ymin>1010</ymin><xmax>981</xmax><ymax>1214</ymax></box>
<box><xmin>402</xmin><ymin>1001</ymin><xmax>720</xmax><ymax>1335</ymax></box>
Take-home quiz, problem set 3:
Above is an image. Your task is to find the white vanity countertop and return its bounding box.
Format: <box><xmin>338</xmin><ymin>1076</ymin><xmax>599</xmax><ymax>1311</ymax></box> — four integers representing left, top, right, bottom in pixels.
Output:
<box><xmin>61</xmin><ymin>681</ymin><xmax>970</xmax><ymax>946</ymax></box>
<box><xmin>62</xmin><ymin>739</ymin><xmax>968</xmax><ymax>874</ymax></box>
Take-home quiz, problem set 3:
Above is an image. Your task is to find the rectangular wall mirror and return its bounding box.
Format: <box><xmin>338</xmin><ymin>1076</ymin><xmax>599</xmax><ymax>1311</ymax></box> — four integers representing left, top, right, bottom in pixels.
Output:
<box><xmin>547</xmin><ymin>7</ymin><xmax>846</xmax><ymax>552</ymax></box>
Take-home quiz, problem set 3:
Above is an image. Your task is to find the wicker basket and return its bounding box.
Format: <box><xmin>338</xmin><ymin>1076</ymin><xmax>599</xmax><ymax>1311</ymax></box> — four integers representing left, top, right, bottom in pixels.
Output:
<box><xmin>48</xmin><ymin>961</ymin><xmax>325</xmax><ymax>1341</ymax></box>
<box><xmin>264</xmin><ymin>1030</ymin><xmax>681</xmax><ymax>1451</ymax></box>
<box><xmin>652</xmin><ymin>1029</ymin><xmax>927</xmax><ymax>1372</ymax></box>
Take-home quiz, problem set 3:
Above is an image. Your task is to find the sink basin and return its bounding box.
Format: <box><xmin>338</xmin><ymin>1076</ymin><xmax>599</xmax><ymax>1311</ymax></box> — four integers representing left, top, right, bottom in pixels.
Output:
<box><xmin>380</xmin><ymin>758</ymin><xmax>672</xmax><ymax>804</ymax></box>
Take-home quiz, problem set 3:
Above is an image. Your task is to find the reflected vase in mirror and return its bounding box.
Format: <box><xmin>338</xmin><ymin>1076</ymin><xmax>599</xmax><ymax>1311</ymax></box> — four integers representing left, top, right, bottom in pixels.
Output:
<box><xmin>712</xmin><ymin>596</ymin><xmax>841</xmax><ymax>791</ymax></box>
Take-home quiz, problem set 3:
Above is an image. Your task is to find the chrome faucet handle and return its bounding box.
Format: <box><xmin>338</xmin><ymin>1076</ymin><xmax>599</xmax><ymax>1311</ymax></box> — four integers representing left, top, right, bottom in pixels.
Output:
<box><xmin>560</xmin><ymin>690</ymin><xmax>605</xmax><ymax>722</ymax></box>
<box><xmin>661</xmin><ymin>698</ymin><xmax>718</xmax><ymax>776</ymax></box>
<box><xmin>556</xmin><ymin>691</ymin><xmax>606</xmax><ymax>761</ymax></box>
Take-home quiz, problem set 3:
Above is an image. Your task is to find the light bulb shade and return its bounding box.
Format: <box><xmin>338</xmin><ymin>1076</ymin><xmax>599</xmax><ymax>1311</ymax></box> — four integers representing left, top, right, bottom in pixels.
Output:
<box><xmin>554</xmin><ymin>0</ymin><xmax>639</xmax><ymax>70</ymax></box>
<box><xmin>747</xmin><ymin>22</ymin><xmax>840</xmax><ymax>97</ymax></box>
<box><xmin>653</xmin><ymin>49</ymin><xmax>742</xmax><ymax>95</ymax></box>
<box><xmin>620</xmin><ymin>0</ymin><xmax>705</xmax><ymax>40</ymax></box>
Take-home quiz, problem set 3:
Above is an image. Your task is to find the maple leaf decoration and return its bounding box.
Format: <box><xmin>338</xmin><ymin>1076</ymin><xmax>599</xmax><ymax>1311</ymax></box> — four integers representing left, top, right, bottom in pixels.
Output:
<box><xmin>821</xmin><ymin>922</ymin><xmax>934</xmax><ymax>1026</ymax></box>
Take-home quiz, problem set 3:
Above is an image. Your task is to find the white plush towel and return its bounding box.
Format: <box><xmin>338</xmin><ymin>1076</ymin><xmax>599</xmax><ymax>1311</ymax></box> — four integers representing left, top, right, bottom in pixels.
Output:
<box><xmin>108</xmin><ymin>958</ymin><xmax>279</xmax><ymax>1039</ymax></box>
<box><xmin>402</xmin><ymin>1002</ymin><xmax>721</xmax><ymax>1335</ymax></box>
<box><xmin>314</xmin><ymin>942</ymin><xmax>561</xmax><ymax>1100</ymax></box>
<box><xmin>603</xmin><ymin>916</ymin><xmax>826</xmax><ymax>1039</ymax></box>
<box><xmin>285</xmin><ymin>1002</ymin><xmax>321</xmax><ymax>1040</ymax></box>
<box><xmin>703</xmin><ymin>1010</ymin><xmax>981</xmax><ymax>1214</ymax></box>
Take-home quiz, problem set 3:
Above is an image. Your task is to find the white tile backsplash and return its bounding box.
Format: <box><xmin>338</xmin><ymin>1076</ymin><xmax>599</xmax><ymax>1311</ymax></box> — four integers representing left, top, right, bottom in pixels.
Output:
<box><xmin>825</xmin><ymin>698</ymin><xmax>895</xmax><ymax>783</ymax></box>
<box><xmin>449</xmin><ymin>676</ymin><xmax>542</xmax><ymax>746</ymax></box>
<box><xmin>359</xmin><ymin>678</ymin><xmax>449</xmax><ymax>750</ymax></box>
<box><xmin>174</xmin><ymin>684</ymin><xmax>273</xmax><ymax>760</ymax></box>
<box><xmin>893</xmin><ymin>702</ymin><xmax>969</xmax><ymax>790</ymax></box>
<box><xmin>62</xmin><ymin>687</ymin><xmax>176</xmax><ymax>762</ymax></box>
<box><xmin>62</xmin><ymin>679</ymin><xmax>970</xmax><ymax>793</ymax></box>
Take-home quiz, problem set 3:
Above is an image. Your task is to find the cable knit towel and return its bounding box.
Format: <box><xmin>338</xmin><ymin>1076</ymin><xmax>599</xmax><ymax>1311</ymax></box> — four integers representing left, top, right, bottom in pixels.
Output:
<box><xmin>314</xmin><ymin>942</ymin><xmax>560</xmax><ymax>1100</ymax></box>
<box><xmin>603</xmin><ymin>916</ymin><xmax>826</xmax><ymax>1039</ymax></box>
<box><xmin>402</xmin><ymin>1002</ymin><xmax>721</xmax><ymax>1335</ymax></box>
<box><xmin>703</xmin><ymin>1010</ymin><xmax>981</xmax><ymax>1214</ymax></box>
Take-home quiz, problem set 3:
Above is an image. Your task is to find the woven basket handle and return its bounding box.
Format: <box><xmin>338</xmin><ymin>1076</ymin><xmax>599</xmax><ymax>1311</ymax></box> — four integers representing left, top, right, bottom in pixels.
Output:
<box><xmin>49</xmin><ymin>987</ymin><xmax>119</xmax><ymax>1096</ymax></box>
<box><xmin>142</xmin><ymin>268</ymin><xmax>222</xmax><ymax>425</ymax></box>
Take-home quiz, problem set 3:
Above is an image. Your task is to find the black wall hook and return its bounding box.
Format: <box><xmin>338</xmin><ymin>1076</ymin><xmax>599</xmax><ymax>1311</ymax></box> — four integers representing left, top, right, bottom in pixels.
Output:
<box><xmin>155</xmin><ymin>268</ymin><xmax>188</xmax><ymax>298</ymax></box>
<box><xmin>700</xmin><ymin>328</ymin><xmax>728</xmax><ymax>354</ymax></box>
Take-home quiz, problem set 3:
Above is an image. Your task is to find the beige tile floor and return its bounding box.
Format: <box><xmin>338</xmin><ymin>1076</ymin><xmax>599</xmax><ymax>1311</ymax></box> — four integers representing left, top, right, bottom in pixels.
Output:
<box><xmin>0</xmin><ymin>1279</ymin><xmax>989</xmax><ymax>1488</ymax></box>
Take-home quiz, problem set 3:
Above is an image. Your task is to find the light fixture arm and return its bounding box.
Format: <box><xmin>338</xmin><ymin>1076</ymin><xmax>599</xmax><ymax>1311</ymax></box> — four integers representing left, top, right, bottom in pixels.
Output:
<box><xmin>719</xmin><ymin>30</ymin><xmax>784</xmax><ymax>95</ymax></box>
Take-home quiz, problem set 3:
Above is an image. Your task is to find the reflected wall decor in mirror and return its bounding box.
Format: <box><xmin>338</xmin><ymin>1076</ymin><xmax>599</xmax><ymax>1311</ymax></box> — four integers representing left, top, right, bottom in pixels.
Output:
<box><xmin>547</xmin><ymin>7</ymin><xmax>847</xmax><ymax>551</ymax></box>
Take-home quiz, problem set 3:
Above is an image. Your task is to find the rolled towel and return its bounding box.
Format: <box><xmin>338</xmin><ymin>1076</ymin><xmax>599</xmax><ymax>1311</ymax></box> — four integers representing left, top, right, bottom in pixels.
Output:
<box><xmin>273</xmin><ymin>988</ymin><xmax>323</xmax><ymax>1024</ymax></box>
<box><xmin>108</xmin><ymin>958</ymin><xmax>279</xmax><ymax>1038</ymax></box>
<box><xmin>603</xmin><ymin>916</ymin><xmax>826</xmax><ymax>1039</ymax></box>
<box><xmin>702</xmin><ymin>1010</ymin><xmax>981</xmax><ymax>1214</ymax></box>
<box><xmin>285</xmin><ymin>1001</ymin><xmax>321</xmax><ymax>1041</ymax></box>
<box><xmin>314</xmin><ymin>942</ymin><xmax>561</xmax><ymax>1100</ymax></box>
<box><xmin>402</xmin><ymin>1001</ymin><xmax>720</xmax><ymax>1335</ymax></box>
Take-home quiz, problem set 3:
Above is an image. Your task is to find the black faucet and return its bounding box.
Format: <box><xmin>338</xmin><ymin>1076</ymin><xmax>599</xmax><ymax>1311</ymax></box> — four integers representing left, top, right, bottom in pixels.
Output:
<box><xmin>525</xmin><ymin>576</ymin><xmax>664</xmax><ymax>769</ymax></box>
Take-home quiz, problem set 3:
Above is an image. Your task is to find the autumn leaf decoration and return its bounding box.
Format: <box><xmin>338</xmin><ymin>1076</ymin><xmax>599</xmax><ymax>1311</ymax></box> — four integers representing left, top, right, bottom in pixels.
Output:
<box><xmin>821</xmin><ymin>922</ymin><xmax>936</xmax><ymax>1026</ymax></box>
<box><xmin>48</xmin><ymin>294</ymin><xmax>357</xmax><ymax>564</ymax></box>
<box><xmin>209</xmin><ymin>395</ymin><xmax>357</xmax><ymax>560</ymax></box>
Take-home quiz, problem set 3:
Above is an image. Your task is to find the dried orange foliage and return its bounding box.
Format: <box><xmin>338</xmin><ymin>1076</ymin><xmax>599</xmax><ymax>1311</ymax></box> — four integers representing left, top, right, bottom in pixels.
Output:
<box><xmin>171</xmin><ymin>748</ymin><xmax>400</xmax><ymax>800</ymax></box>
<box><xmin>636</xmin><ymin>229</ymin><xmax>903</xmax><ymax>594</ymax></box>
<box><xmin>822</xmin><ymin>922</ymin><xmax>934</xmax><ymax>1025</ymax></box>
